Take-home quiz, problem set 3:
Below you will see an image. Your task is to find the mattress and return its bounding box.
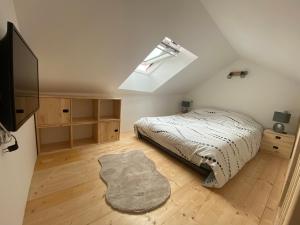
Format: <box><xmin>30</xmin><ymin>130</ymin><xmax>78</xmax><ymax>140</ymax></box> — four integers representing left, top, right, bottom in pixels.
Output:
<box><xmin>134</xmin><ymin>108</ymin><xmax>263</xmax><ymax>188</ymax></box>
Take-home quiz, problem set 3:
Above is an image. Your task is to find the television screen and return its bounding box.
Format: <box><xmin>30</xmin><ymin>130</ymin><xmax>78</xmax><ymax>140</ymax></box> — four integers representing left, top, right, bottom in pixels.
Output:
<box><xmin>13</xmin><ymin>25</ymin><xmax>39</xmax><ymax>127</ymax></box>
<box><xmin>0</xmin><ymin>22</ymin><xmax>39</xmax><ymax>131</ymax></box>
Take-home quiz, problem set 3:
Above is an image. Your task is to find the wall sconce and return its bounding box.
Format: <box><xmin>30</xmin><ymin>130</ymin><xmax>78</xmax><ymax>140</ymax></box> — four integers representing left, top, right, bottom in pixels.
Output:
<box><xmin>227</xmin><ymin>71</ymin><xmax>248</xmax><ymax>79</ymax></box>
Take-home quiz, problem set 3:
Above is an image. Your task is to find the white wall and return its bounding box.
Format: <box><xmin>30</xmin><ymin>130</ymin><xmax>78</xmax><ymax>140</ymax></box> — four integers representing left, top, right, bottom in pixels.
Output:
<box><xmin>0</xmin><ymin>1</ymin><xmax>37</xmax><ymax>225</ymax></box>
<box><xmin>121</xmin><ymin>94</ymin><xmax>183</xmax><ymax>132</ymax></box>
<box><xmin>200</xmin><ymin>0</ymin><xmax>300</xmax><ymax>84</ymax></box>
<box><xmin>186</xmin><ymin>59</ymin><xmax>300</xmax><ymax>134</ymax></box>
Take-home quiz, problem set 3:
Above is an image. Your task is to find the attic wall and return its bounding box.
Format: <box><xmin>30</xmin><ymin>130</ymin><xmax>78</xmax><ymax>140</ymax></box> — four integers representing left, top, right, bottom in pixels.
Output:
<box><xmin>0</xmin><ymin>2</ymin><xmax>37</xmax><ymax>225</ymax></box>
<box><xmin>186</xmin><ymin>59</ymin><xmax>300</xmax><ymax>134</ymax></box>
<box><xmin>200</xmin><ymin>0</ymin><xmax>300</xmax><ymax>84</ymax></box>
<box><xmin>121</xmin><ymin>94</ymin><xmax>183</xmax><ymax>131</ymax></box>
<box><xmin>13</xmin><ymin>0</ymin><xmax>238</xmax><ymax>94</ymax></box>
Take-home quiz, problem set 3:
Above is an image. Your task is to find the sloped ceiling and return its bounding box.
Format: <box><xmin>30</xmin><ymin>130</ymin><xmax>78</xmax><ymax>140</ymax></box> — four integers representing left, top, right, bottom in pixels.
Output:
<box><xmin>12</xmin><ymin>0</ymin><xmax>237</xmax><ymax>94</ymax></box>
<box><xmin>200</xmin><ymin>0</ymin><xmax>300</xmax><ymax>82</ymax></box>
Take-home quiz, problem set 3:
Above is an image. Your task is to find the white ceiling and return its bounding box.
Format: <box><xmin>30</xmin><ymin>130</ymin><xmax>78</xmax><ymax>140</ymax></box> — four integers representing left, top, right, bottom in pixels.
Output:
<box><xmin>200</xmin><ymin>0</ymin><xmax>300</xmax><ymax>83</ymax></box>
<box><xmin>13</xmin><ymin>0</ymin><xmax>237</xmax><ymax>94</ymax></box>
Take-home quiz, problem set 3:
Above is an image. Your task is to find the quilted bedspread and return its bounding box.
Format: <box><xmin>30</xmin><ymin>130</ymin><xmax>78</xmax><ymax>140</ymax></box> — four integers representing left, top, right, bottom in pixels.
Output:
<box><xmin>134</xmin><ymin>108</ymin><xmax>263</xmax><ymax>188</ymax></box>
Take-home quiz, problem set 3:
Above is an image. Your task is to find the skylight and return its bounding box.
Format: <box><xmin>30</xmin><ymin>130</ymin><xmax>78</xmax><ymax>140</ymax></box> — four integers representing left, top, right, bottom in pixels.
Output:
<box><xmin>135</xmin><ymin>37</ymin><xmax>180</xmax><ymax>74</ymax></box>
<box><xmin>119</xmin><ymin>37</ymin><xmax>198</xmax><ymax>92</ymax></box>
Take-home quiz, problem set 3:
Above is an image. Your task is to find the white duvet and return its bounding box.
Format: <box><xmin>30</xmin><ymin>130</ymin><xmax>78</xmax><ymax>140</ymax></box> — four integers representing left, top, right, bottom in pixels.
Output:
<box><xmin>134</xmin><ymin>108</ymin><xmax>263</xmax><ymax>188</ymax></box>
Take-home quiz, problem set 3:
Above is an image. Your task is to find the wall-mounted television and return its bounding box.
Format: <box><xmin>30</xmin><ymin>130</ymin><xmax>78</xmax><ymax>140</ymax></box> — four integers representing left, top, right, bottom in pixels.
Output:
<box><xmin>0</xmin><ymin>22</ymin><xmax>39</xmax><ymax>131</ymax></box>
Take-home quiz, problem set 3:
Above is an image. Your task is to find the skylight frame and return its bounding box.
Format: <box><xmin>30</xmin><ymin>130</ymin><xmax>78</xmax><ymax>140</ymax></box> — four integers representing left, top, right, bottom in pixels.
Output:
<box><xmin>119</xmin><ymin>36</ymin><xmax>198</xmax><ymax>93</ymax></box>
<box><xmin>143</xmin><ymin>47</ymin><xmax>167</xmax><ymax>62</ymax></box>
<box><xmin>134</xmin><ymin>37</ymin><xmax>181</xmax><ymax>75</ymax></box>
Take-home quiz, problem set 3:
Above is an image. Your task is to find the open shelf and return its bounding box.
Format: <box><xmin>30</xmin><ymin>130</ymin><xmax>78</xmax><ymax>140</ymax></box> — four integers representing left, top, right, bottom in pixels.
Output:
<box><xmin>72</xmin><ymin>99</ymin><xmax>98</xmax><ymax>124</ymax></box>
<box><xmin>72</xmin><ymin>124</ymin><xmax>98</xmax><ymax>147</ymax></box>
<box><xmin>99</xmin><ymin>99</ymin><xmax>121</xmax><ymax>120</ymax></box>
<box><xmin>40</xmin><ymin>141</ymin><xmax>70</xmax><ymax>153</ymax></box>
<box><xmin>99</xmin><ymin>116</ymin><xmax>120</xmax><ymax>122</ymax></box>
<box><xmin>72</xmin><ymin>117</ymin><xmax>98</xmax><ymax>125</ymax></box>
<box><xmin>73</xmin><ymin>138</ymin><xmax>97</xmax><ymax>147</ymax></box>
<box><xmin>38</xmin><ymin>123</ymin><xmax>71</xmax><ymax>128</ymax></box>
<box><xmin>39</xmin><ymin>126</ymin><xmax>71</xmax><ymax>153</ymax></box>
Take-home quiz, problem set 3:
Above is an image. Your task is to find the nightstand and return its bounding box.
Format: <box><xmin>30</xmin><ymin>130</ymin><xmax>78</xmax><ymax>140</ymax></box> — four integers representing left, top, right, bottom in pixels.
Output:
<box><xmin>260</xmin><ymin>129</ymin><xmax>295</xmax><ymax>159</ymax></box>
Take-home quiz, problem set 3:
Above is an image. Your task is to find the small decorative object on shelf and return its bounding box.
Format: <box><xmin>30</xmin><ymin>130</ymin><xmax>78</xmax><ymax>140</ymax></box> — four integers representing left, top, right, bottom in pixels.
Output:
<box><xmin>272</xmin><ymin>111</ymin><xmax>291</xmax><ymax>133</ymax></box>
<box><xmin>181</xmin><ymin>101</ymin><xmax>192</xmax><ymax>113</ymax></box>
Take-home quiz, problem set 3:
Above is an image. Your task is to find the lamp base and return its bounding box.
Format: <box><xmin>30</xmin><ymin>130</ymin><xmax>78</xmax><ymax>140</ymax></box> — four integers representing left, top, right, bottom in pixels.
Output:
<box><xmin>273</xmin><ymin>123</ymin><xmax>285</xmax><ymax>133</ymax></box>
<box><xmin>181</xmin><ymin>107</ymin><xmax>189</xmax><ymax>113</ymax></box>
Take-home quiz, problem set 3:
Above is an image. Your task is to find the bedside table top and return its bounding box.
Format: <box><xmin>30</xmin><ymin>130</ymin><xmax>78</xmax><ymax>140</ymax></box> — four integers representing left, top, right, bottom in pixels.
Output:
<box><xmin>264</xmin><ymin>129</ymin><xmax>295</xmax><ymax>138</ymax></box>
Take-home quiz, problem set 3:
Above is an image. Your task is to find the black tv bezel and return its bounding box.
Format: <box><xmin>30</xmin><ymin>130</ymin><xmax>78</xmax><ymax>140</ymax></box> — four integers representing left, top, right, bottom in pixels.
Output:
<box><xmin>0</xmin><ymin>22</ymin><xmax>39</xmax><ymax>131</ymax></box>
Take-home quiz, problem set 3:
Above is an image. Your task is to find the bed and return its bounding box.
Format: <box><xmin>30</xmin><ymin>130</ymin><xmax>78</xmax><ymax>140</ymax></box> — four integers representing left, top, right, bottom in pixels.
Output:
<box><xmin>134</xmin><ymin>108</ymin><xmax>263</xmax><ymax>188</ymax></box>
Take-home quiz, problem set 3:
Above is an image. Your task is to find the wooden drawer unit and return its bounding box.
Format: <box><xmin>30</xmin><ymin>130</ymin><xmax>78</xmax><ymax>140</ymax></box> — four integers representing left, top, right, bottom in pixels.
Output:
<box><xmin>260</xmin><ymin>129</ymin><xmax>295</xmax><ymax>159</ymax></box>
<box><xmin>38</xmin><ymin>97</ymin><xmax>71</xmax><ymax>127</ymax></box>
<box><xmin>99</xmin><ymin>121</ymin><xmax>120</xmax><ymax>143</ymax></box>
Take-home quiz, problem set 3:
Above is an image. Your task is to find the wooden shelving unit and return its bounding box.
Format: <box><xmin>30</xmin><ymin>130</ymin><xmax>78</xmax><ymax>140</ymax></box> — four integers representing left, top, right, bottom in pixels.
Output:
<box><xmin>36</xmin><ymin>96</ymin><xmax>121</xmax><ymax>154</ymax></box>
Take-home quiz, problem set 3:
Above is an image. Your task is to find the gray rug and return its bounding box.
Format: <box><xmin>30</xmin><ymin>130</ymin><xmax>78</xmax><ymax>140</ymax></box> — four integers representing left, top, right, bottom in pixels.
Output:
<box><xmin>98</xmin><ymin>150</ymin><xmax>170</xmax><ymax>213</ymax></box>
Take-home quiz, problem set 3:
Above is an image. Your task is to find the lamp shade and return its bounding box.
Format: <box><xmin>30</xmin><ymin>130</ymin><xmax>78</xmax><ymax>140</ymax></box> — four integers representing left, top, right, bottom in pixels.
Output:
<box><xmin>181</xmin><ymin>101</ymin><xmax>191</xmax><ymax>108</ymax></box>
<box><xmin>273</xmin><ymin>111</ymin><xmax>291</xmax><ymax>123</ymax></box>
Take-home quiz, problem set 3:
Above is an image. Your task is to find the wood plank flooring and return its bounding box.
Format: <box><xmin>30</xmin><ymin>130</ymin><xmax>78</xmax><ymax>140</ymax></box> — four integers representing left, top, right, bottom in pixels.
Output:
<box><xmin>23</xmin><ymin>132</ymin><xmax>289</xmax><ymax>225</ymax></box>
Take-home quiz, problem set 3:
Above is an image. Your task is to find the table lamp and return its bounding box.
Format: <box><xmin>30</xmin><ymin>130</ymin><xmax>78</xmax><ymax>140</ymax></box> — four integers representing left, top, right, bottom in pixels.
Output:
<box><xmin>273</xmin><ymin>111</ymin><xmax>291</xmax><ymax>133</ymax></box>
<box><xmin>181</xmin><ymin>101</ymin><xmax>191</xmax><ymax>113</ymax></box>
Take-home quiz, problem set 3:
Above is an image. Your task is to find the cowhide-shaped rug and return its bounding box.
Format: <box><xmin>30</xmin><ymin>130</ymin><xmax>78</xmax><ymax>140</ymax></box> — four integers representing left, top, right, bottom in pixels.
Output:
<box><xmin>98</xmin><ymin>150</ymin><xmax>170</xmax><ymax>213</ymax></box>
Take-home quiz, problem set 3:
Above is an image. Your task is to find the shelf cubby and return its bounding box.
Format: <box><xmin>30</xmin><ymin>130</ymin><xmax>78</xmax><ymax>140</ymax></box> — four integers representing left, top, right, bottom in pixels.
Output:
<box><xmin>99</xmin><ymin>99</ymin><xmax>121</xmax><ymax>121</ymax></box>
<box><xmin>72</xmin><ymin>99</ymin><xmax>98</xmax><ymax>125</ymax></box>
<box><xmin>72</xmin><ymin>124</ymin><xmax>98</xmax><ymax>147</ymax></box>
<box><xmin>39</xmin><ymin>126</ymin><xmax>71</xmax><ymax>153</ymax></box>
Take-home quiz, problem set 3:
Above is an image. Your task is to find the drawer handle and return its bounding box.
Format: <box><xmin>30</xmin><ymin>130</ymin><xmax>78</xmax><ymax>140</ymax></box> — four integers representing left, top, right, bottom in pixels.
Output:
<box><xmin>273</xmin><ymin>146</ymin><xmax>279</xmax><ymax>150</ymax></box>
<box><xmin>114</xmin><ymin>129</ymin><xmax>119</xmax><ymax>132</ymax></box>
<box><xmin>275</xmin><ymin>136</ymin><xmax>281</xmax><ymax>139</ymax></box>
<box><xmin>63</xmin><ymin>109</ymin><xmax>69</xmax><ymax>113</ymax></box>
<box><xmin>16</xmin><ymin>109</ymin><xmax>24</xmax><ymax>113</ymax></box>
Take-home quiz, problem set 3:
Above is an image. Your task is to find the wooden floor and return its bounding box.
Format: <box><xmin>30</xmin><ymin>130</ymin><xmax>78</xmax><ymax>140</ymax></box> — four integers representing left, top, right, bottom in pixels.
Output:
<box><xmin>23</xmin><ymin>132</ymin><xmax>289</xmax><ymax>225</ymax></box>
